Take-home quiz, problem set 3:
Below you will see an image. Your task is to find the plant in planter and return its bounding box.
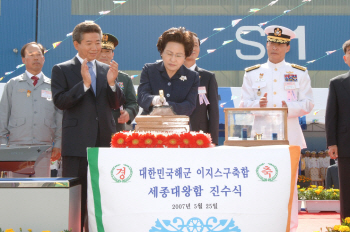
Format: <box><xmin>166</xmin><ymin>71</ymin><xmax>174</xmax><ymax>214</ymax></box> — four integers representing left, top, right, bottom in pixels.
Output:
<box><xmin>299</xmin><ymin>186</ymin><xmax>340</xmax><ymax>213</ymax></box>
<box><xmin>297</xmin><ymin>185</ymin><xmax>306</xmax><ymax>200</ymax></box>
<box><xmin>302</xmin><ymin>186</ymin><xmax>340</xmax><ymax>200</ymax></box>
<box><xmin>297</xmin><ymin>175</ymin><xmax>311</xmax><ymax>188</ymax></box>
<box><xmin>326</xmin><ymin>217</ymin><xmax>350</xmax><ymax>231</ymax></box>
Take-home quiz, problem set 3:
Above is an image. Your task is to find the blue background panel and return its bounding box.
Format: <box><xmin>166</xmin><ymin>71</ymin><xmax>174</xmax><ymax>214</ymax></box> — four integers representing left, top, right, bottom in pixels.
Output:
<box><xmin>0</xmin><ymin>0</ymin><xmax>36</xmax><ymax>81</ymax></box>
<box><xmin>1</xmin><ymin>0</ymin><xmax>349</xmax><ymax>82</ymax></box>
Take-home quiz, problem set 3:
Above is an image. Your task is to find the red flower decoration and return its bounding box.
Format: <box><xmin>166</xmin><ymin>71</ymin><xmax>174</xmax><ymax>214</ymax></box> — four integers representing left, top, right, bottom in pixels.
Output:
<box><xmin>111</xmin><ymin>132</ymin><xmax>128</xmax><ymax>148</ymax></box>
<box><xmin>179</xmin><ymin>132</ymin><xmax>194</xmax><ymax>148</ymax></box>
<box><xmin>165</xmin><ymin>134</ymin><xmax>180</xmax><ymax>148</ymax></box>
<box><xmin>140</xmin><ymin>133</ymin><xmax>157</xmax><ymax>148</ymax></box>
<box><xmin>155</xmin><ymin>134</ymin><xmax>167</xmax><ymax>148</ymax></box>
<box><xmin>193</xmin><ymin>133</ymin><xmax>211</xmax><ymax>148</ymax></box>
<box><xmin>125</xmin><ymin>133</ymin><xmax>143</xmax><ymax>148</ymax></box>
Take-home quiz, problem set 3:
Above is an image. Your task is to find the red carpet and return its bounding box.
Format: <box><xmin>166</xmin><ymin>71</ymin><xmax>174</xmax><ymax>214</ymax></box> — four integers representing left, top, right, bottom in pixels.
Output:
<box><xmin>297</xmin><ymin>212</ymin><xmax>340</xmax><ymax>232</ymax></box>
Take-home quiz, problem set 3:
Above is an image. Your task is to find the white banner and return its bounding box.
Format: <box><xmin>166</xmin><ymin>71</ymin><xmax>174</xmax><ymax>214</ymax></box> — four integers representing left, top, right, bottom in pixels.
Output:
<box><xmin>88</xmin><ymin>145</ymin><xmax>299</xmax><ymax>232</ymax></box>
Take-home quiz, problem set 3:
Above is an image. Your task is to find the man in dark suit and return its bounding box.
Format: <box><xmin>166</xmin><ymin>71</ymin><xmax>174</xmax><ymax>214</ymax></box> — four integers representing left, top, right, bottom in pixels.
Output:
<box><xmin>51</xmin><ymin>22</ymin><xmax>124</xmax><ymax>231</ymax></box>
<box><xmin>326</xmin><ymin>162</ymin><xmax>339</xmax><ymax>189</ymax></box>
<box><xmin>184</xmin><ymin>32</ymin><xmax>219</xmax><ymax>144</ymax></box>
<box><xmin>97</xmin><ymin>33</ymin><xmax>138</xmax><ymax>132</ymax></box>
<box><xmin>325</xmin><ymin>39</ymin><xmax>350</xmax><ymax>221</ymax></box>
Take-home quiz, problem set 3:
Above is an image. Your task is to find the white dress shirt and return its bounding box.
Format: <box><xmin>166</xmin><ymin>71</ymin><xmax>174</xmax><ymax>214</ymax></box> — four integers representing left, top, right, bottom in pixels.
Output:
<box><xmin>188</xmin><ymin>63</ymin><xmax>197</xmax><ymax>71</ymax></box>
<box><xmin>25</xmin><ymin>70</ymin><xmax>43</xmax><ymax>84</ymax></box>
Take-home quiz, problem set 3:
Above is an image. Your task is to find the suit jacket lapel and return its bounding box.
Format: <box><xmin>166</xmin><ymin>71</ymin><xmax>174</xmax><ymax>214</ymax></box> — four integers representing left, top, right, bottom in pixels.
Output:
<box><xmin>195</xmin><ymin>66</ymin><xmax>202</xmax><ymax>79</ymax></box>
<box><xmin>341</xmin><ymin>71</ymin><xmax>350</xmax><ymax>97</ymax></box>
<box><xmin>70</xmin><ymin>57</ymin><xmax>84</xmax><ymax>81</ymax></box>
<box><xmin>96</xmin><ymin>62</ymin><xmax>107</xmax><ymax>97</ymax></box>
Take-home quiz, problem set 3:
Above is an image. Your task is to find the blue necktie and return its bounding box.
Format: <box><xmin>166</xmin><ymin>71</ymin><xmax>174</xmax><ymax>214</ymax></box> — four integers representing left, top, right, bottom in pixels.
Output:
<box><xmin>87</xmin><ymin>61</ymin><xmax>96</xmax><ymax>95</ymax></box>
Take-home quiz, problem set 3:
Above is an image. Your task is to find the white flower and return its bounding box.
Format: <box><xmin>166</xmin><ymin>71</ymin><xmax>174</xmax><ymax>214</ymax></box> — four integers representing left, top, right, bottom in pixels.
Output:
<box><xmin>179</xmin><ymin>76</ymin><xmax>187</xmax><ymax>81</ymax></box>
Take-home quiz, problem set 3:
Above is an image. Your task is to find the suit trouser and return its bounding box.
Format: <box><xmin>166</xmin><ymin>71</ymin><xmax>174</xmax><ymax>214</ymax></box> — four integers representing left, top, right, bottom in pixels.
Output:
<box><xmin>62</xmin><ymin>156</ymin><xmax>87</xmax><ymax>232</ymax></box>
<box><xmin>338</xmin><ymin>157</ymin><xmax>350</xmax><ymax>221</ymax></box>
<box><xmin>62</xmin><ymin>129</ymin><xmax>101</xmax><ymax>232</ymax></box>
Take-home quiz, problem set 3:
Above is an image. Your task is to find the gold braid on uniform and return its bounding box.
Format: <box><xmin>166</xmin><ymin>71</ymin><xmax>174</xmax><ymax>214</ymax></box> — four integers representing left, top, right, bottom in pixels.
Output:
<box><xmin>245</xmin><ymin>64</ymin><xmax>261</xmax><ymax>72</ymax></box>
<box><xmin>291</xmin><ymin>64</ymin><xmax>307</xmax><ymax>72</ymax></box>
<box><xmin>267</xmin><ymin>36</ymin><xmax>290</xmax><ymax>44</ymax></box>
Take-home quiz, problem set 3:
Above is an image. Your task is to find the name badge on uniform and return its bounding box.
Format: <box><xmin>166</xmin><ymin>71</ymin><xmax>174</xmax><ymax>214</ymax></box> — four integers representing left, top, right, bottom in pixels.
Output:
<box><xmin>41</xmin><ymin>90</ymin><xmax>52</xmax><ymax>99</ymax></box>
<box><xmin>198</xmin><ymin>86</ymin><xmax>207</xmax><ymax>94</ymax></box>
<box><xmin>284</xmin><ymin>82</ymin><xmax>296</xmax><ymax>90</ymax></box>
<box><xmin>198</xmin><ymin>86</ymin><xmax>209</xmax><ymax>105</ymax></box>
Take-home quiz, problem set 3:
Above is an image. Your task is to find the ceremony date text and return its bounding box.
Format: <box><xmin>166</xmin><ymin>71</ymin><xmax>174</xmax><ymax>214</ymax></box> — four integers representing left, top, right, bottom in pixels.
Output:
<box><xmin>172</xmin><ymin>203</ymin><xmax>218</xmax><ymax>210</ymax></box>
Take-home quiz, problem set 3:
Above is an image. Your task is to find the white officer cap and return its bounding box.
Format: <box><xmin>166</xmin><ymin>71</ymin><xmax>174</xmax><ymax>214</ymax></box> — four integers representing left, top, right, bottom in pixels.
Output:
<box><xmin>265</xmin><ymin>25</ymin><xmax>296</xmax><ymax>44</ymax></box>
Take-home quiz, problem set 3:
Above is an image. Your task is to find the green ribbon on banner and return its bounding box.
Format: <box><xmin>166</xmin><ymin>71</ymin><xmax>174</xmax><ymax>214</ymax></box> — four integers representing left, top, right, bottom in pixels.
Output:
<box><xmin>88</xmin><ymin>147</ymin><xmax>105</xmax><ymax>232</ymax></box>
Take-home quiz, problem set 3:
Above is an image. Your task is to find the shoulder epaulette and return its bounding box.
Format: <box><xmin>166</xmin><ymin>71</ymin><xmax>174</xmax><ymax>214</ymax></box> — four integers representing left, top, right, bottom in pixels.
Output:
<box><xmin>291</xmin><ymin>64</ymin><xmax>307</xmax><ymax>72</ymax></box>
<box><xmin>245</xmin><ymin>64</ymin><xmax>261</xmax><ymax>72</ymax></box>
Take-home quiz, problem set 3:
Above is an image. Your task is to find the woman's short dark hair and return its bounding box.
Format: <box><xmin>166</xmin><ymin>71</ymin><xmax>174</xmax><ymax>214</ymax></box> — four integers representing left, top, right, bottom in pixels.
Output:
<box><xmin>343</xmin><ymin>40</ymin><xmax>350</xmax><ymax>54</ymax></box>
<box><xmin>73</xmin><ymin>22</ymin><xmax>102</xmax><ymax>44</ymax></box>
<box><xmin>21</xmin><ymin>42</ymin><xmax>45</xmax><ymax>58</ymax></box>
<box><xmin>157</xmin><ymin>27</ymin><xmax>194</xmax><ymax>57</ymax></box>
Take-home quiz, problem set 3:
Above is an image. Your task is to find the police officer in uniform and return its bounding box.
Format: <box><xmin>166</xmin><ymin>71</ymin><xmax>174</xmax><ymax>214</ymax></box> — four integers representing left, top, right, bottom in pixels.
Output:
<box><xmin>97</xmin><ymin>33</ymin><xmax>138</xmax><ymax>131</ymax></box>
<box><xmin>239</xmin><ymin>25</ymin><xmax>314</xmax><ymax>232</ymax></box>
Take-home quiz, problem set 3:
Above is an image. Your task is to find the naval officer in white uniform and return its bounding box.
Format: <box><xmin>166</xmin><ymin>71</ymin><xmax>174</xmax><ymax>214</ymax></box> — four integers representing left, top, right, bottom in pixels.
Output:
<box><xmin>239</xmin><ymin>25</ymin><xmax>314</xmax><ymax>232</ymax></box>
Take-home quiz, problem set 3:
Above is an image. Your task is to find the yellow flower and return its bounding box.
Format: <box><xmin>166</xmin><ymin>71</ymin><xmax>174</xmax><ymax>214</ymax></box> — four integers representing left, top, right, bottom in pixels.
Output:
<box><xmin>334</xmin><ymin>192</ymin><xmax>338</xmax><ymax>195</ymax></box>
<box><xmin>345</xmin><ymin>217</ymin><xmax>350</xmax><ymax>224</ymax></box>
<box><xmin>28</xmin><ymin>230</ymin><xmax>32</xmax><ymax>232</ymax></box>
<box><xmin>339</xmin><ymin>225</ymin><xmax>350</xmax><ymax>231</ymax></box>
<box><xmin>300</xmin><ymin>189</ymin><xmax>305</xmax><ymax>192</ymax></box>
<box><xmin>315</xmin><ymin>189</ymin><xmax>321</xmax><ymax>195</ymax></box>
<box><xmin>318</xmin><ymin>186</ymin><xmax>324</xmax><ymax>190</ymax></box>
<box><xmin>297</xmin><ymin>185</ymin><xmax>300</xmax><ymax>189</ymax></box>
<box><xmin>5</xmin><ymin>229</ymin><xmax>15</xmax><ymax>232</ymax></box>
<box><xmin>308</xmin><ymin>188</ymin><xmax>313</xmax><ymax>191</ymax></box>
<box><xmin>311</xmin><ymin>185</ymin><xmax>317</xmax><ymax>188</ymax></box>
<box><xmin>334</xmin><ymin>225</ymin><xmax>341</xmax><ymax>230</ymax></box>
<box><xmin>334</xmin><ymin>189</ymin><xmax>340</xmax><ymax>192</ymax></box>
<box><xmin>42</xmin><ymin>231</ymin><xmax>51</xmax><ymax>232</ymax></box>
<box><xmin>327</xmin><ymin>189</ymin><xmax>332</xmax><ymax>192</ymax></box>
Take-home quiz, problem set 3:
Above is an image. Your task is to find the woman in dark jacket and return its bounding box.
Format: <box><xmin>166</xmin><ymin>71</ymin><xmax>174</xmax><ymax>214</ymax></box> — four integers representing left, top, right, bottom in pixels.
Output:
<box><xmin>137</xmin><ymin>27</ymin><xmax>199</xmax><ymax>116</ymax></box>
